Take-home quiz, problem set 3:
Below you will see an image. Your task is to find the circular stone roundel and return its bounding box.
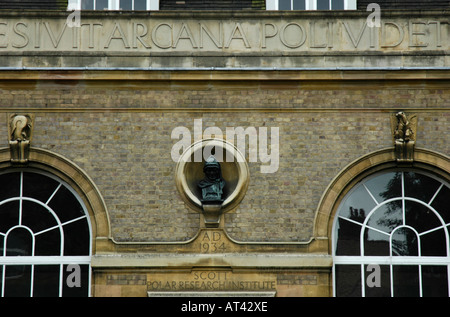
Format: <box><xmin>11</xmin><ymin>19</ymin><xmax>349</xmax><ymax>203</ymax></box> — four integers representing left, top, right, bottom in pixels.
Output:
<box><xmin>175</xmin><ymin>138</ymin><xmax>249</xmax><ymax>214</ymax></box>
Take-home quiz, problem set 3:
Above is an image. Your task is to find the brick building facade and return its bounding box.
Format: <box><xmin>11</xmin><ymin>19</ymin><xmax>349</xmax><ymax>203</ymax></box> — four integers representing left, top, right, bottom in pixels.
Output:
<box><xmin>0</xmin><ymin>0</ymin><xmax>448</xmax><ymax>298</ymax></box>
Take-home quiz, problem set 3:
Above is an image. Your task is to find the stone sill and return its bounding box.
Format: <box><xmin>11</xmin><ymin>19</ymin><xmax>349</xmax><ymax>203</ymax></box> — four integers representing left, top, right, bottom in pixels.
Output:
<box><xmin>91</xmin><ymin>253</ymin><xmax>333</xmax><ymax>269</ymax></box>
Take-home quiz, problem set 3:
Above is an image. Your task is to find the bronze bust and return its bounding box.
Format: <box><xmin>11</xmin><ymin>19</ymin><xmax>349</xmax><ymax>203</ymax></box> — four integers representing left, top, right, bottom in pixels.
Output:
<box><xmin>198</xmin><ymin>155</ymin><xmax>226</xmax><ymax>204</ymax></box>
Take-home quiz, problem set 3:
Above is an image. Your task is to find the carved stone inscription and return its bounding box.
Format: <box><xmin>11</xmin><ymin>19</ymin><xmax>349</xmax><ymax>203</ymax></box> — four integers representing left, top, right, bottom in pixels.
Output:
<box><xmin>147</xmin><ymin>270</ymin><xmax>276</xmax><ymax>292</ymax></box>
<box><xmin>199</xmin><ymin>230</ymin><xmax>228</xmax><ymax>253</ymax></box>
<box><xmin>0</xmin><ymin>17</ymin><xmax>448</xmax><ymax>52</ymax></box>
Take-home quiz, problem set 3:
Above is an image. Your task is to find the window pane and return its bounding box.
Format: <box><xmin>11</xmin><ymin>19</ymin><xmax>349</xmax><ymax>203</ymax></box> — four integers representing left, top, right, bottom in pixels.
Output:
<box><xmin>48</xmin><ymin>186</ymin><xmax>85</xmax><ymax>223</ymax></box>
<box><xmin>63</xmin><ymin>218</ymin><xmax>90</xmax><ymax>256</ymax></box>
<box><xmin>22</xmin><ymin>201</ymin><xmax>57</xmax><ymax>233</ymax></box>
<box><xmin>431</xmin><ymin>185</ymin><xmax>450</xmax><ymax>223</ymax></box>
<box><xmin>4</xmin><ymin>265</ymin><xmax>32</xmax><ymax>297</ymax></box>
<box><xmin>335</xmin><ymin>218</ymin><xmax>361</xmax><ymax>255</ymax></box>
<box><xmin>331</xmin><ymin>0</ymin><xmax>344</xmax><ymax>9</ymax></box>
<box><xmin>364</xmin><ymin>264</ymin><xmax>390</xmax><ymax>297</ymax></box>
<box><xmin>62</xmin><ymin>264</ymin><xmax>90</xmax><ymax>297</ymax></box>
<box><xmin>335</xmin><ymin>265</ymin><xmax>361</xmax><ymax>297</ymax></box>
<box><xmin>404</xmin><ymin>172</ymin><xmax>441</xmax><ymax>203</ymax></box>
<box><xmin>364</xmin><ymin>228</ymin><xmax>389</xmax><ymax>256</ymax></box>
<box><xmin>23</xmin><ymin>172</ymin><xmax>59</xmax><ymax>204</ymax></box>
<box><xmin>6</xmin><ymin>227</ymin><xmax>32</xmax><ymax>256</ymax></box>
<box><xmin>391</xmin><ymin>227</ymin><xmax>418</xmax><ymax>256</ymax></box>
<box><xmin>0</xmin><ymin>201</ymin><xmax>19</xmax><ymax>234</ymax></box>
<box><xmin>81</xmin><ymin>0</ymin><xmax>94</xmax><ymax>9</ymax></box>
<box><xmin>405</xmin><ymin>201</ymin><xmax>441</xmax><ymax>234</ymax></box>
<box><xmin>421</xmin><ymin>228</ymin><xmax>447</xmax><ymax>256</ymax></box>
<box><xmin>366</xmin><ymin>202</ymin><xmax>402</xmax><ymax>234</ymax></box>
<box><xmin>35</xmin><ymin>228</ymin><xmax>61</xmax><ymax>256</ymax></box>
<box><xmin>393</xmin><ymin>265</ymin><xmax>419</xmax><ymax>297</ymax></box>
<box><xmin>135</xmin><ymin>0</ymin><xmax>147</xmax><ymax>10</ymax></box>
<box><xmin>317</xmin><ymin>0</ymin><xmax>329</xmax><ymax>10</ymax></box>
<box><xmin>293</xmin><ymin>0</ymin><xmax>305</xmax><ymax>10</ymax></box>
<box><xmin>422</xmin><ymin>266</ymin><xmax>448</xmax><ymax>297</ymax></box>
<box><xmin>33</xmin><ymin>265</ymin><xmax>60</xmax><ymax>297</ymax></box>
<box><xmin>279</xmin><ymin>0</ymin><xmax>291</xmax><ymax>10</ymax></box>
<box><xmin>0</xmin><ymin>173</ymin><xmax>20</xmax><ymax>202</ymax></box>
<box><xmin>365</xmin><ymin>172</ymin><xmax>401</xmax><ymax>203</ymax></box>
<box><xmin>96</xmin><ymin>0</ymin><xmax>109</xmax><ymax>10</ymax></box>
<box><xmin>120</xmin><ymin>0</ymin><xmax>132</xmax><ymax>10</ymax></box>
<box><xmin>338</xmin><ymin>185</ymin><xmax>375</xmax><ymax>224</ymax></box>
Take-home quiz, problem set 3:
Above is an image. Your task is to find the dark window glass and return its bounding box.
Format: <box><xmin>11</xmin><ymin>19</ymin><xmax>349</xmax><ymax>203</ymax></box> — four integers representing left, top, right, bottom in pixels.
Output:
<box><xmin>364</xmin><ymin>228</ymin><xmax>389</xmax><ymax>256</ymax></box>
<box><xmin>135</xmin><ymin>0</ymin><xmax>147</xmax><ymax>10</ymax></box>
<box><xmin>0</xmin><ymin>173</ymin><xmax>19</xmax><ymax>202</ymax></box>
<box><xmin>62</xmin><ymin>264</ymin><xmax>90</xmax><ymax>297</ymax></box>
<box><xmin>404</xmin><ymin>172</ymin><xmax>441</xmax><ymax>203</ymax></box>
<box><xmin>335</xmin><ymin>171</ymin><xmax>450</xmax><ymax>297</ymax></box>
<box><xmin>33</xmin><ymin>265</ymin><xmax>60</xmax><ymax>297</ymax></box>
<box><xmin>23</xmin><ymin>172</ymin><xmax>59</xmax><ymax>204</ymax></box>
<box><xmin>120</xmin><ymin>0</ymin><xmax>132</xmax><ymax>10</ymax></box>
<box><xmin>365</xmin><ymin>172</ymin><xmax>402</xmax><ymax>203</ymax></box>
<box><xmin>48</xmin><ymin>186</ymin><xmax>85</xmax><ymax>223</ymax></box>
<box><xmin>431</xmin><ymin>185</ymin><xmax>450</xmax><ymax>223</ymax></box>
<box><xmin>366</xmin><ymin>201</ymin><xmax>402</xmax><ymax>234</ymax></box>
<box><xmin>335</xmin><ymin>218</ymin><xmax>361</xmax><ymax>255</ymax></box>
<box><xmin>370</xmin><ymin>174</ymin><xmax>391</xmax><ymax>202</ymax></box>
<box><xmin>96</xmin><ymin>0</ymin><xmax>109</xmax><ymax>10</ymax></box>
<box><xmin>364</xmin><ymin>264</ymin><xmax>390</xmax><ymax>297</ymax></box>
<box><xmin>279</xmin><ymin>0</ymin><xmax>291</xmax><ymax>10</ymax></box>
<box><xmin>35</xmin><ymin>228</ymin><xmax>61</xmax><ymax>256</ymax></box>
<box><xmin>421</xmin><ymin>228</ymin><xmax>447</xmax><ymax>257</ymax></box>
<box><xmin>22</xmin><ymin>201</ymin><xmax>57</xmax><ymax>233</ymax></box>
<box><xmin>0</xmin><ymin>172</ymin><xmax>91</xmax><ymax>297</ymax></box>
<box><xmin>422</xmin><ymin>266</ymin><xmax>448</xmax><ymax>297</ymax></box>
<box><xmin>331</xmin><ymin>0</ymin><xmax>344</xmax><ymax>9</ymax></box>
<box><xmin>293</xmin><ymin>0</ymin><xmax>305</xmax><ymax>10</ymax></box>
<box><xmin>405</xmin><ymin>201</ymin><xmax>441</xmax><ymax>234</ymax></box>
<box><xmin>6</xmin><ymin>227</ymin><xmax>32</xmax><ymax>256</ymax></box>
<box><xmin>338</xmin><ymin>185</ymin><xmax>375</xmax><ymax>224</ymax></box>
<box><xmin>317</xmin><ymin>0</ymin><xmax>329</xmax><ymax>10</ymax></box>
<box><xmin>335</xmin><ymin>265</ymin><xmax>361</xmax><ymax>297</ymax></box>
<box><xmin>81</xmin><ymin>0</ymin><xmax>94</xmax><ymax>9</ymax></box>
<box><xmin>63</xmin><ymin>219</ymin><xmax>90</xmax><ymax>256</ymax></box>
<box><xmin>4</xmin><ymin>265</ymin><xmax>32</xmax><ymax>297</ymax></box>
<box><xmin>0</xmin><ymin>201</ymin><xmax>19</xmax><ymax>234</ymax></box>
<box><xmin>393</xmin><ymin>265</ymin><xmax>419</xmax><ymax>297</ymax></box>
<box><xmin>391</xmin><ymin>227</ymin><xmax>418</xmax><ymax>256</ymax></box>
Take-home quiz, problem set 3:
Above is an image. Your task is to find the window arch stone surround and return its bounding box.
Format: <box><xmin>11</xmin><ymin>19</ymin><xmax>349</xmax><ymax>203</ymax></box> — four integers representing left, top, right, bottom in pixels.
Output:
<box><xmin>314</xmin><ymin>147</ymin><xmax>450</xmax><ymax>253</ymax></box>
<box><xmin>0</xmin><ymin>147</ymin><xmax>110</xmax><ymax>254</ymax></box>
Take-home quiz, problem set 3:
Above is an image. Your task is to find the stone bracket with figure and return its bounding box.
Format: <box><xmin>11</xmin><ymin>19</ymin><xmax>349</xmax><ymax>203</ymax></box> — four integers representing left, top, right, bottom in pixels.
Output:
<box><xmin>391</xmin><ymin>111</ymin><xmax>417</xmax><ymax>163</ymax></box>
<box><xmin>8</xmin><ymin>114</ymin><xmax>34</xmax><ymax>164</ymax></box>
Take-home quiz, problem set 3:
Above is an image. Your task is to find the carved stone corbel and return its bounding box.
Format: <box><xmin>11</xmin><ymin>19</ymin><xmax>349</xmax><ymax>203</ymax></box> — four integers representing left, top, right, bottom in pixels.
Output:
<box><xmin>8</xmin><ymin>114</ymin><xmax>34</xmax><ymax>164</ymax></box>
<box><xmin>391</xmin><ymin>111</ymin><xmax>417</xmax><ymax>163</ymax></box>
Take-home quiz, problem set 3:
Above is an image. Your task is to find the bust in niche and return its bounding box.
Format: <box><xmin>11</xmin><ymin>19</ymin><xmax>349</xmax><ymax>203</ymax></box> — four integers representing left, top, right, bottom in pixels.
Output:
<box><xmin>197</xmin><ymin>155</ymin><xmax>226</xmax><ymax>204</ymax></box>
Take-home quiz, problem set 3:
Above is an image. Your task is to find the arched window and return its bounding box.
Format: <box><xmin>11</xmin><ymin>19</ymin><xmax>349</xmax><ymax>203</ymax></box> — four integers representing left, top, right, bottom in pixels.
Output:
<box><xmin>333</xmin><ymin>169</ymin><xmax>450</xmax><ymax>297</ymax></box>
<box><xmin>0</xmin><ymin>170</ymin><xmax>92</xmax><ymax>297</ymax></box>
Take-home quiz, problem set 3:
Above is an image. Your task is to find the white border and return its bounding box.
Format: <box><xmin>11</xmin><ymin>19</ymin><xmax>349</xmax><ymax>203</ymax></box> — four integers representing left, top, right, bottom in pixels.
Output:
<box><xmin>266</xmin><ymin>0</ymin><xmax>356</xmax><ymax>10</ymax></box>
<box><xmin>68</xmin><ymin>0</ymin><xmax>159</xmax><ymax>10</ymax></box>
